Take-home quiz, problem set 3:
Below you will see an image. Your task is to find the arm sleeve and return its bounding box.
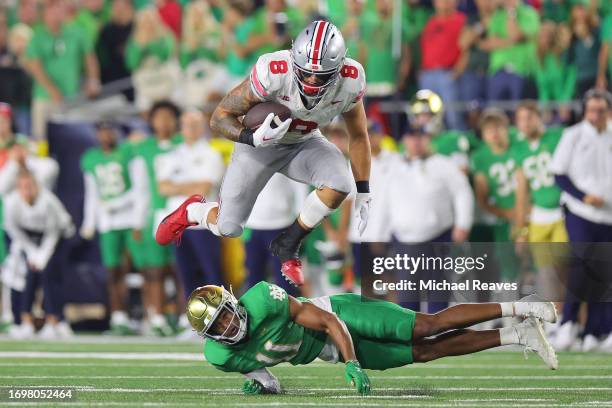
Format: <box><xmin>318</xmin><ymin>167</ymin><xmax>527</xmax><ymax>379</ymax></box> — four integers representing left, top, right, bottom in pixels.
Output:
<box><xmin>0</xmin><ymin>160</ymin><xmax>19</xmax><ymax>195</ymax></box>
<box><xmin>342</xmin><ymin>62</ymin><xmax>367</xmax><ymax>113</ymax></box>
<box><xmin>555</xmin><ymin>174</ymin><xmax>586</xmax><ymax>201</ymax></box>
<box><xmin>3</xmin><ymin>196</ymin><xmax>38</xmax><ymax>257</ymax></box>
<box><xmin>33</xmin><ymin>230</ymin><xmax>60</xmax><ymax>270</ymax></box>
<box><xmin>549</xmin><ymin>128</ymin><xmax>575</xmax><ymax>175</ymax></box>
<box><xmin>444</xmin><ymin>160</ymin><xmax>475</xmax><ymax>231</ymax></box>
<box><xmin>129</xmin><ymin>157</ymin><xmax>150</xmax><ymax>230</ymax></box>
<box><xmin>36</xmin><ymin>157</ymin><xmax>59</xmax><ymax>190</ymax></box>
<box><xmin>82</xmin><ymin>173</ymin><xmax>99</xmax><ymax>232</ymax></box>
<box><xmin>243</xmin><ymin>368</ymin><xmax>282</xmax><ymax>394</ymax></box>
<box><xmin>49</xmin><ymin>193</ymin><xmax>75</xmax><ymax>238</ymax></box>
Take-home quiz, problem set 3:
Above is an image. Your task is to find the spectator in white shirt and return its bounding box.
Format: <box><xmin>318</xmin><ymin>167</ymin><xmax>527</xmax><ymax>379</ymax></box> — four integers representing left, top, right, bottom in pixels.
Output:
<box><xmin>3</xmin><ymin>169</ymin><xmax>74</xmax><ymax>339</ymax></box>
<box><xmin>549</xmin><ymin>89</ymin><xmax>612</xmax><ymax>352</ymax></box>
<box><xmin>156</xmin><ymin>110</ymin><xmax>225</xmax><ymax>335</ymax></box>
<box><xmin>379</xmin><ymin>125</ymin><xmax>474</xmax><ymax>312</ymax></box>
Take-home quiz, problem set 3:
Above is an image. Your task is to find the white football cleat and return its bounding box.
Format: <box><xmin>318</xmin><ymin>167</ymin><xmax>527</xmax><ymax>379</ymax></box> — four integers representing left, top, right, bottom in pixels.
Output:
<box><xmin>8</xmin><ymin>323</ymin><xmax>34</xmax><ymax>339</ymax></box>
<box><xmin>551</xmin><ymin>321</ymin><xmax>579</xmax><ymax>351</ymax></box>
<box><xmin>582</xmin><ymin>334</ymin><xmax>600</xmax><ymax>352</ymax></box>
<box><xmin>56</xmin><ymin>322</ymin><xmax>74</xmax><ymax>339</ymax></box>
<box><xmin>515</xmin><ymin>295</ymin><xmax>558</xmax><ymax>323</ymax></box>
<box><xmin>38</xmin><ymin>324</ymin><xmax>58</xmax><ymax>340</ymax></box>
<box><xmin>599</xmin><ymin>333</ymin><xmax>612</xmax><ymax>353</ymax></box>
<box><xmin>516</xmin><ymin>317</ymin><xmax>559</xmax><ymax>370</ymax></box>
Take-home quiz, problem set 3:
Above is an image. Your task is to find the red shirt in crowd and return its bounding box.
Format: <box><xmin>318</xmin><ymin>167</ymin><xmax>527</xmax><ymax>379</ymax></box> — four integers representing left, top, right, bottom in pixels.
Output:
<box><xmin>420</xmin><ymin>11</ymin><xmax>466</xmax><ymax>70</ymax></box>
<box><xmin>157</xmin><ymin>0</ymin><xmax>182</xmax><ymax>39</ymax></box>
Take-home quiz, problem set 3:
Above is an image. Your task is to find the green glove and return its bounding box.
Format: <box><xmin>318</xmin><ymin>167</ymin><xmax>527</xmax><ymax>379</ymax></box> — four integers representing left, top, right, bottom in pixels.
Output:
<box><xmin>242</xmin><ymin>379</ymin><xmax>265</xmax><ymax>395</ymax></box>
<box><xmin>345</xmin><ymin>360</ymin><xmax>371</xmax><ymax>395</ymax></box>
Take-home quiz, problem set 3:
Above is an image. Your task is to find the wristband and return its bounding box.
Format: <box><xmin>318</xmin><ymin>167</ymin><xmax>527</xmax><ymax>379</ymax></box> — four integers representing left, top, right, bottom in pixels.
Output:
<box><xmin>238</xmin><ymin>128</ymin><xmax>254</xmax><ymax>146</ymax></box>
<box><xmin>355</xmin><ymin>181</ymin><xmax>370</xmax><ymax>193</ymax></box>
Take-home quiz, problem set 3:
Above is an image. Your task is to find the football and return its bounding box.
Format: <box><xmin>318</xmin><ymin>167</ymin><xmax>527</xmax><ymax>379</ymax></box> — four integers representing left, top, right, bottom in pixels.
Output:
<box><xmin>243</xmin><ymin>101</ymin><xmax>292</xmax><ymax>130</ymax></box>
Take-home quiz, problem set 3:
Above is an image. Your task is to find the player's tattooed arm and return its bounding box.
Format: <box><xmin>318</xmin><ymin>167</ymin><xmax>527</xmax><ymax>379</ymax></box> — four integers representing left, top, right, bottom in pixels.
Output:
<box><xmin>210</xmin><ymin>79</ymin><xmax>261</xmax><ymax>142</ymax></box>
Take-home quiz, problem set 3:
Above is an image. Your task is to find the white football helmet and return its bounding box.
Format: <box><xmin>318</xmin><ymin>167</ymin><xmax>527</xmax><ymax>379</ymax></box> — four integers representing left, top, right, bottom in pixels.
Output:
<box><xmin>291</xmin><ymin>20</ymin><xmax>347</xmax><ymax>100</ymax></box>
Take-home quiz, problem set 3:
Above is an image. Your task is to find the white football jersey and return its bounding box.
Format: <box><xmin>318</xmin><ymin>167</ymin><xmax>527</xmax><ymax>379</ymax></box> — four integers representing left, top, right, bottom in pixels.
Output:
<box><xmin>250</xmin><ymin>50</ymin><xmax>366</xmax><ymax>144</ymax></box>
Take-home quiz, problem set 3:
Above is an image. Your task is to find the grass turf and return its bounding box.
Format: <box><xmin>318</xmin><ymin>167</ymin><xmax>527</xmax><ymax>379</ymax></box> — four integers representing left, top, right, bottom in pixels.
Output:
<box><xmin>0</xmin><ymin>338</ymin><xmax>611</xmax><ymax>407</ymax></box>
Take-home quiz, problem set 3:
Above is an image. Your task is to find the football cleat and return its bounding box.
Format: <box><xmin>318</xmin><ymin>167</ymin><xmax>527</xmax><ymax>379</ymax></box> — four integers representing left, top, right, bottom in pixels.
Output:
<box><xmin>270</xmin><ymin>233</ymin><xmax>305</xmax><ymax>287</ymax></box>
<box><xmin>516</xmin><ymin>294</ymin><xmax>558</xmax><ymax>323</ymax></box>
<box><xmin>516</xmin><ymin>317</ymin><xmax>559</xmax><ymax>370</ymax></box>
<box><xmin>155</xmin><ymin>194</ymin><xmax>204</xmax><ymax>245</ymax></box>
<box><xmin>280</xmin><ymin>259</ymin><xmax>304</xmax><ymax>287</ymax></box>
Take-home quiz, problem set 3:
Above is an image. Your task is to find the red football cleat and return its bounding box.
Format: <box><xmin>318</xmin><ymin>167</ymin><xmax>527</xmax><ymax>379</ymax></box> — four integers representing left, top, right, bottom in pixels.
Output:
<box><xmin>155</xmin><ymin>194</ymin><xmax>205</xmax><ymax>245</ymax></box>
<box><xmin>280</xmin><ymin>259</ymin><xmax>304</xmax><ymax>287</ymax></box>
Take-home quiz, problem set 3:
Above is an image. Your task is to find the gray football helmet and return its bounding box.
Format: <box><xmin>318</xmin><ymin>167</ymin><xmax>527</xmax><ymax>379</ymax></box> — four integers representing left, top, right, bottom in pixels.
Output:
<box><xmin>291</xmin><ymin>20</ymin><xmax>347</xmax><ymax>99</ymax></box>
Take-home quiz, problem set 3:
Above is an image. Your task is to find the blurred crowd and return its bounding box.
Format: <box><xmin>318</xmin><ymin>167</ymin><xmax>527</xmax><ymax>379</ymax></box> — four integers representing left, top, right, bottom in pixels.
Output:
<box><xmin>0</xmin><ymin>0</ymin><xmax>611</xmax><ymax>355</ymax></box>
<box><xmin>0</xmin><ymin>0</ymin><xmax>611</xmax><ymax>138</ymax></box>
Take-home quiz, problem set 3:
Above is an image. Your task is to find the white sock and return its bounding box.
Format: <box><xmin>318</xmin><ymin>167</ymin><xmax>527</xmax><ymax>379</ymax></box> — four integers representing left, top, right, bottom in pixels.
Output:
<box><xmin>187</xmin><ymin>202</ymin><xmax>219</xmax><ymax>227</ymax></box>
<box><xmin>500</xmin><ymin>302</ymin><xmax>514</xmax><ymax>317</ymax></box>
<box><xmin>111</xmin><ymin>311</ymin><xmax>128</xmax><ymax>326</ymax></box>
<box><xmin>299</xmin><ymin>190</ymin><xmax>334</xmax><ymax>229</ymax></box>
<box><xmin>499</xmin><ymin>326</ymin><xmax>520</xmax><ymax>345</ymax></box>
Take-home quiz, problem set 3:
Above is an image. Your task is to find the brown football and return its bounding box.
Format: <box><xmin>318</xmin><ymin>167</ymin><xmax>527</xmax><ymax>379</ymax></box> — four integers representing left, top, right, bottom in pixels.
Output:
<box><xmin>243</xmin><ymin>102</ymin><xmax>292</xmax><ymax>130</ymax></box>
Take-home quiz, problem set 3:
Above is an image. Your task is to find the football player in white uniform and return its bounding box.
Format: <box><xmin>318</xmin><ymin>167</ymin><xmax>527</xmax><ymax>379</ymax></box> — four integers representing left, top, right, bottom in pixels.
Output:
<box><xmin>155</xmin><ymin>21</ymin><xmax>371</xmax><ymax>287</ymax></box>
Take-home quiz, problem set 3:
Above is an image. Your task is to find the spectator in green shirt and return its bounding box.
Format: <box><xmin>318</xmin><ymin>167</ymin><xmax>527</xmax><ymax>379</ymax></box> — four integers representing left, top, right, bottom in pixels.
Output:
<box><xmin>597</xmin><ymin>14</ymin><xmax>612</xmax><ymax>90</ymax></box>
<box><xmin>481</xmin><ymin>0</ymin><xmax>540</xmax><ymax>102</ymax></box>
<box><xmin>221</xmin><ymin>0</ymin><xmax>271</xmax><ymax>83</ymax></box>
<box><xmin>535</xmin><ymin>21</ymin><xmax>574</xmax><ymax>122</ymax></box>
<box><xmin>566</xmin><ymin>0</ymin><xmax>601</xmax><ymax>97</ymax></box>
<box><xmin>180</xmin><ymin>0</ymin><xmax>227</xmax><ymax>107</ymax></box>
<box><xmin>25</xmin><ymin>0</ymin><xmax>100</xmax><ymax>140</ymax></box>
<box><xmin>252</xmin><ymin>0</ymin><xmax>304</xmax><ymax>55</ymax></box>
<box><xmin>339</xmin><ymin>0</ymin><xmax>367</xmax><ymax>63</ymax></box>
<box><xmin>126</xmin><ymin>8</ymin><xmax>176</xmax><ymax>111</ymax></box>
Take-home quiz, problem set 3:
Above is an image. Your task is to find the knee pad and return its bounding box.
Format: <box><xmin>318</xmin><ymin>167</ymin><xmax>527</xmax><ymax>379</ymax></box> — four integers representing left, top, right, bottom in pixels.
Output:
<box><xmin>217</xmin><ymin>221</ymin><xmax>243</xmax><ymax>238</ymax></box>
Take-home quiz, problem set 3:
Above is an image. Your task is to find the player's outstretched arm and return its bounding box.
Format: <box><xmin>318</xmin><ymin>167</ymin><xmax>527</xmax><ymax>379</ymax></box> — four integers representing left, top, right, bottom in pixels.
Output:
<box><xmin>342</xmin><ymin>100</ymin><xmax>371</xmax><ymax>185</ymax></box>
<box><xmin>342</xmin><ymin>100</ymin><xmax>372</xmax><ymax>236</ymax></box>
<box><xmin>288</xmin><ymin>296</ymin><xmax>371</xmax><ymax>395</ymax></box>
<box><xmin>209</xmin><ymin>79</ymin><xmax>261</xmax><ymax>142</ymax></box>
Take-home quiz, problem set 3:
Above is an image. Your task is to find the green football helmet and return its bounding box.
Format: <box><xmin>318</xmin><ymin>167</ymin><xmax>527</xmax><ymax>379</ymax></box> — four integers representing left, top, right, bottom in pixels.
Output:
<box><xmin>186</xmin><ymin>285</ymin><xmax>248</xmax><ymax>345</ymax></box>
<box><xmin>408</xmin><ymin>89</ymin><xmax>444</xmax><ymax>135</ymax></box>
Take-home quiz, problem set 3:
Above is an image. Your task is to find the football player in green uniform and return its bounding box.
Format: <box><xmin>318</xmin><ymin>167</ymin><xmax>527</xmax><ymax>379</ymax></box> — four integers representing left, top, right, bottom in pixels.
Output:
<box><xmin>513</xmin><ymin>101</ymin><xmax>567</xmax><ymax>244</ymax></box>
<box><xmin>187</xmin><ymin>281</ymin><xmax>558</xmax><ymax>396</ymax></box>
<box><xmin>129</xmin><ymin>101</ymin><xmax>183</xmax><ymax>336</ymax></box>
<box><xmin>80</xmin><ymin>122</ymin><xmax>142</xmax><ymax>335</ymax></box>
<box><xmin>471</xmin><ymin>109</ymin><xmax>517</xmax><ymax>241</ymax></box>
<box><xmin>471</xmin><ymin>109</ymin><xmax>519</xmax><ymax>280</ymax></box>
<box><xmin>408</xmin><ymin>90</ymin><xmax>482</xmax><ymax>172</ymax></box>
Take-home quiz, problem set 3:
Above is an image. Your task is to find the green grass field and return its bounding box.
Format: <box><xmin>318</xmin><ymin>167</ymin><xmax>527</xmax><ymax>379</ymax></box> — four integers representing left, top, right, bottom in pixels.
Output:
<box><xmin>0</xmin><ymin>337</ymin><xmax>611</xmax><ymax>407</ymax></box>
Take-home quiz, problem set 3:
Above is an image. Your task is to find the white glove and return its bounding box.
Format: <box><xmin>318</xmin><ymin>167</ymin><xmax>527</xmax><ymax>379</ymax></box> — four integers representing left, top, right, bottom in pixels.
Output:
<box><xmin>252</xmin><ymin>113</ymin><xmax>292</xmax><ymax>147</ymax></box>
<box><xmin>354</xmin><ymin>193</ymin><xmax>371</xmax><ymax>236</ymax></box>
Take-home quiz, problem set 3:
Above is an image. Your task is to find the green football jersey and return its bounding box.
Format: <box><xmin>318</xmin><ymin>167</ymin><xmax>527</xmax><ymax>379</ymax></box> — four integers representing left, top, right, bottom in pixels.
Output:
<box><xmin>129</xmin><ymin>136</ymin><xmax>182</xmax><ymax>211</ymax></box>
<box><xmin>471</xmin><ymin>145</ymin><xmax>516</xmax><ymax>210</ymax></box>
<box><xmin>204</xmin><ymin>282</ymin><xmax>326</xmax><ymax>374</ymax></box>
<box><xmin>431</xmin><ymin>130</ymin><xmax>482</xmax><ymax>159</ymax></box>
<box><xmin>513</xmin><ymin>128</ymin><xmax>563</xmax><ymax>209</ymax></box>
<box><xmin>80</xmin><ymin>143</ymin><xmax>132</xmax><ymax>201</ymax></box>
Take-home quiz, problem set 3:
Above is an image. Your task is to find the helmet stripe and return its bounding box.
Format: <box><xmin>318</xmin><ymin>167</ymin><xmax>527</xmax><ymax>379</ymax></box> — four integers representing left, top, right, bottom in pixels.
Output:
<box><xmin>311</xmin><ymin>21</ymin><xmax>328</xmax><ymax>63</ymax></box>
